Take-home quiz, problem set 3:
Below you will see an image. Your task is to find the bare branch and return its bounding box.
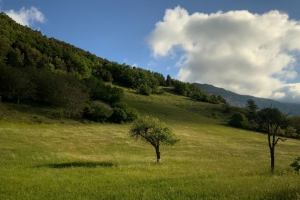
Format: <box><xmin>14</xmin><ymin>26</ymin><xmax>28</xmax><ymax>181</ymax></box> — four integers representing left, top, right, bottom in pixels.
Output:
<box><xmin>275</xmin><ymin>137</ymin><xmax>286</xmax><ymax>145</ymax></box>
<box><xmin>285</xmin><ymin>110</ymin><xmax>293</xmax><ymax>118</ymax></box>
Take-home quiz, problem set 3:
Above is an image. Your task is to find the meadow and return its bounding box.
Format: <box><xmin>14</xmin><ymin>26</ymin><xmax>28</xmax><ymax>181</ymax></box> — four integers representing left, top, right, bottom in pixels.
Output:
<box><xmin>0</xmin><ymin>89</ymin><xmax>300</xmax><ymax>199</ymax></box>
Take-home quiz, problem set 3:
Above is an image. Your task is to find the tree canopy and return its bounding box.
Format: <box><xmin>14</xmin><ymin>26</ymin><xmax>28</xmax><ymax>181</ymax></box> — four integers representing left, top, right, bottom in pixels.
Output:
<box><xmin>0</xmin><ymin>12</ymin><xmax>228</xmax><ymax>121</ymax></box>
<box><xmin>129</xmin><ymin>115</ymin><xmax>179</xmax><ymax>162</ymax></box>
<box><xmin>246</xmin><ymin>99</ymin><xmax>258</xmax><ymax>112</ymax></box>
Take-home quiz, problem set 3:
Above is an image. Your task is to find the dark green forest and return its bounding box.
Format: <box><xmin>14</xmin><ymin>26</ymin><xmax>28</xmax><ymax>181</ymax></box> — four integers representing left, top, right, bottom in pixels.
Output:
<box><xmin>0</xmin><ymin>12</ymin><xmax>227</xmax><ymax>123</ymax></box>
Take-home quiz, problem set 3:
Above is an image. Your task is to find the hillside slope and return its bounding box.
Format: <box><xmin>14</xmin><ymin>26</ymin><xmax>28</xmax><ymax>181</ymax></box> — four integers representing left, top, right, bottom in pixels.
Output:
<box><xmin>1</xmin><ymin>86</ymin><xmax>300</xmax><ymax>199</ymax></box>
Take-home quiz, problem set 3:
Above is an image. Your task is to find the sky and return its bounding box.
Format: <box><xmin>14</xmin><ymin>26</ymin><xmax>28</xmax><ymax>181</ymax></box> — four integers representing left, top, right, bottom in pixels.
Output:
<box><xmin>1</xmin><ymin>0</ymin><xmax>300</xmax><ymax>103</ymax></box>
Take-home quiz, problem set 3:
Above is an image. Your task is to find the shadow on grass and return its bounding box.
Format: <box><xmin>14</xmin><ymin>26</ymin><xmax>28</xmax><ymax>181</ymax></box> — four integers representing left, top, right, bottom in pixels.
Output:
<box><xmin>36</xmin><ymin>161</ymin><xmax>116</xmax><ymax>168</ymax></box>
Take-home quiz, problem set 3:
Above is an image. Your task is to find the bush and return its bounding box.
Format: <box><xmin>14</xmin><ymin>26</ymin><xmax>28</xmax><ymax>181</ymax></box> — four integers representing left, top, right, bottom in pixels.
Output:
<box><xmin>84</xmin><ymin>101</ymin><xmax>139</xmax><ymax>124</ymax></box>
<box><xmin>228</xmin><ymin>112</ymin><xmax>249</xmax><ymax>129</ymax></box>
<box><xmin>222</xmin><ymin>102</ymin><xmax>231</xmax><ymax>113</ymax></box>
<box><xmin>83</xmin><ymin>103</ymin><xmax>113</xmax><ymax>122</ymax></box>
<box><xmin>112</xmin><ymin>102</ymin><xmax>128</xmax><ymax>110</ymax></box>
<box><xmin>111</xmin><ymin>102</ymin><xmax>139</xmax><ymax>122</ymax></box>
<box><xmin>156</xmin><ymin>89</ymin><xmax>165</xmax><ymax>95</ymax></box>
<box><xmin>124</xmin><ymin>107</ymin><xmax>139</xmax><ymax>122</ymax></box>
<box><xmin>139</xmin><ymin>84</ymin><xmax>152</xmax><ymax>95</ymax></box>
<box><xmin>110</xmin><ymin>107</ymin><xmax>127</xmax><ymax>123</ymax></box>
<box><xmin>290</xmin><ymin>157</ymin><xmax>300</xmax><ymax>172</ymax></box>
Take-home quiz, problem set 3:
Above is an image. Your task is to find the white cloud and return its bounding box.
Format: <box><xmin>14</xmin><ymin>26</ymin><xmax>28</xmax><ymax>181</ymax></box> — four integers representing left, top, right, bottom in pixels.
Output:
<box><xmin>271</xmin><ymin>83</ymin><xmax>300</xmax><ymax>103</ymax></box>
<box><xmin>148</xmin><ymin>6</ymin><xmax>300</xmax><ymax>103</ymax></box>
<box><xmin>4</xmin><ymin>6</ymin><xmax>45</xmax><ymax>27</ymax></box>
<box><xmin>132</xmin><ymin>63</ymin><xmax>138</xmax><ymax>67</ymax></box>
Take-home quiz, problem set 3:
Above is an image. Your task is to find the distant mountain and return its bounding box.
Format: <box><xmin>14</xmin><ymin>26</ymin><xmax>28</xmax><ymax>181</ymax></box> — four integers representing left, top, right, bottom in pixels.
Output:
<box><xmin>193</xmin><ymin>83</ymin><xmax>300</xmax><ymax>115</ymax></box>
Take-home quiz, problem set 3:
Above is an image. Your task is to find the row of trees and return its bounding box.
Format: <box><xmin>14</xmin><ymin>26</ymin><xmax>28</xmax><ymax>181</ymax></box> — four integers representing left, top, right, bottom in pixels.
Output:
<box><xmin>1</xmin><ymin>12</ymin><xmax>231</xmax><ymax>105</ymax></box>
<box><xmin>101</xmin><ymin>62</ymin><xmax>163</xmax><ymax>94</ymax></box>
<box><xmin>173</xmin><ymin>80</ymin><xmax>227</xmax><ymax>104</ymax></box>
<box><xmin>0</xmin><ymin>13</ymin><xmax>167</xmax><ymax>94</ymax></box>
<box><xmin>229</xmin><ymin>99</ymin><xmax>300</xmax><ymax>138</ymax></box>
<box><xmin>0</xmin><ymin>64</ymin><xmax>137</xmax><ymax>123</ymax></box>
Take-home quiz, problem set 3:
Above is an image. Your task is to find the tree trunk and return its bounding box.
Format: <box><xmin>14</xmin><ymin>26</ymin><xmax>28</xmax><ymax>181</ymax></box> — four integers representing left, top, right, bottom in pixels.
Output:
<box><xmin>155</xmin><ymin>146</ymin><xmax>160</xmax><ymax>163</ymax></box>
<box><xmin>270</xmin><ymin>147</ymin><xmax>275</xmax><ymax>172</ymax></box>
<box><xmin>268</xmin><ymin>131</ymin><xmax>275</xmax><ymax>172</ymax></box>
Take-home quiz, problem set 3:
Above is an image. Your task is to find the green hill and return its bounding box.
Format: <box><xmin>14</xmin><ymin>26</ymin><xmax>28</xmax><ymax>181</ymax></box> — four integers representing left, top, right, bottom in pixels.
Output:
<box><xmin>0</xmin><ymin>12</ymin><xmax>226</xmax><ymax>123</ymax></box>
<box><xmin>1</xmin><ymin>88</ymin><xmax>300</xmax><ymax>199</ymax></box>
<box><xmin>1</xmin><ymin>13</ymin><xmax>300</xmax><ymax>199</ymax></box>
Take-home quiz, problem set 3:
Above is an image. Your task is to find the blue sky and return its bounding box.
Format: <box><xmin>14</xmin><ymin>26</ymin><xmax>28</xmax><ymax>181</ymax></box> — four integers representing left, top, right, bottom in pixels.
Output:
<box><xmin>1</xmin><ymin>0</ymin><xmax>300</xmax><ymax>103</ymax></box>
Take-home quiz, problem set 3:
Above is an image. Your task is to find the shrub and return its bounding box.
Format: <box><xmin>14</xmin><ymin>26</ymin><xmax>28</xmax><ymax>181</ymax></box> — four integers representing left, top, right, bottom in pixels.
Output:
<box><xmin>228</xmin><ymin>112</ymin><xmax>249</xmax><ymax>129</ymax></box>
<box><xmin>139</xmin><ymin>84</ymin><xmax>152</xmax><ymax>95</ymax></box>
<box><xmin>83</xmin><ymin>103</ymin><xmax>113</xmax><ymax>122</ymax></box>
<box><xmin>222</xmin><ymin>102</ymin><xmax>231</xmax><ymax>113</ymax></box>
<box><xmin>156</xmin><ymin>89</ymin><xmax>165</xmax><ymax>95</ymax></box>
<box><xmin>112</xmin><ymin>102</ymin><xmax>128</xmax><ymax>110</ymax></box>
<box><xmin>110</xmin><ymin>107</ymin><xmax>127</xmax><ymax>123</ymax></box>
<box><xmin>111</xmin><ymin>102</ymin><xmax>139</xmax><ymax>122</ymax></box>
<box><xmin>290</xmin><ymin>157</ymin><xmax>300</xmax><ymax>172</ymax></box>
<box><xmin>124</xmin><ymin>107</ymin><xmax>139</xmax><ymax>122</ymax></box>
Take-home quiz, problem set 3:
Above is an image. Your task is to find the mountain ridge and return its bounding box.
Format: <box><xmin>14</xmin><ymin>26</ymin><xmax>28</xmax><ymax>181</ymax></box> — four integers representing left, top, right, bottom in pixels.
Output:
<box><xmin>193</xmin><ymin>83</ymin><xmax>300</xmax><ymax>115</ymax></box>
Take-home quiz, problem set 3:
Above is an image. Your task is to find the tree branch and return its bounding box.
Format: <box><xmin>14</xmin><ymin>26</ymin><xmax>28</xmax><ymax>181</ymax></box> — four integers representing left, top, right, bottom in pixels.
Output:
<box><xmin>268</xmin><ymin>134</ymin><xmax>272</xmax><ymax>149</ymax></box>
<box><xmin>275</xmin><ymin>137</ymin><xmax>286</xmax><ymax>145</ymax></box>
<box><xmin>285</xmin><ymin>110</ymin><xmax>293</xmax><ymax>118</ymax></box>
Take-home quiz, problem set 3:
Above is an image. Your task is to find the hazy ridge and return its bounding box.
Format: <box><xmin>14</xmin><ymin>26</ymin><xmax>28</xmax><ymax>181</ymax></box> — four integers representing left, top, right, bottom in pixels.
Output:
<box><xmin>194</xmin><ymin>83</ymin><xmax>300</xmax><ymax>115</ymax></box>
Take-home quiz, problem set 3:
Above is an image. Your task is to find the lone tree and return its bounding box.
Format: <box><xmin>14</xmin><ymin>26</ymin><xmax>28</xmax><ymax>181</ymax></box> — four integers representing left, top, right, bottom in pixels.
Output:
<box><xmin>258</xmin><ymin>107</ymin><xmax>290</xmax><ymax>172</ymax></box>
<box><xmin>129</xmin><ymin>115</ymin><xmax>179</xmax><ymax>162</ymax></box>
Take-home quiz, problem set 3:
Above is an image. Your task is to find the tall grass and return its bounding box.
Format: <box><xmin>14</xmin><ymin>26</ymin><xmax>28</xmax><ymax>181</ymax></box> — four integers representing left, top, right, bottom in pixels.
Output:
<box><xmin>0</xmin><ymin>90</ymin><xmax>300</xmax><ymax>199</ymax></box>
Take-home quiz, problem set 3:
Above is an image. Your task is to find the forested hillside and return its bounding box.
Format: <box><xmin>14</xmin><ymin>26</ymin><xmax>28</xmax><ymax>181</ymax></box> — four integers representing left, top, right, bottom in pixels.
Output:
<box><xmin>0</xmin><ymin>12</ymin><xmax>227</xmax><ymax>122</ymax></box>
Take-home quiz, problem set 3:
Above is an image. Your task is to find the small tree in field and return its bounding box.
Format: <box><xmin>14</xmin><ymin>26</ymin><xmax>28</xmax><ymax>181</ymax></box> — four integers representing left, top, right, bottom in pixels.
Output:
<box><xmin>258</xmin><ymin>107</ymin><xmax>290</xmax><ymax>172</ymax></box>
<box><xmin>129</xmin><ymin>115</ymin><xmax>179</xmax><ymax>162</ymax></box>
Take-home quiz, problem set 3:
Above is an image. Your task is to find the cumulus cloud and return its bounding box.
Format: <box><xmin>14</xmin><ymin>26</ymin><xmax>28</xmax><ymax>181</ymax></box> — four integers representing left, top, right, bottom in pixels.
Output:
<box><xmin>271</xmin><ymin>83</ymin><xmax>300</xmax><ymax>103</ymax></box>
<box><xmin>4</xmin><ymin>6</ymin><xmax>45</xmax><ymax>27</ymax></box>
<box><xmin>148</xmin><ymin>6</ymin><xmax>300</xmax><ymax>103</ymax></box>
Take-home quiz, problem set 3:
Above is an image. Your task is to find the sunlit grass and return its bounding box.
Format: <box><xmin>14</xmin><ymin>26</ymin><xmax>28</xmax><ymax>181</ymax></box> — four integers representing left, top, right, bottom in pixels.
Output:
<box><xmin>0</xmin><ymin>90</ymin><xmax>300</xmax><ymax>199</ymax></box>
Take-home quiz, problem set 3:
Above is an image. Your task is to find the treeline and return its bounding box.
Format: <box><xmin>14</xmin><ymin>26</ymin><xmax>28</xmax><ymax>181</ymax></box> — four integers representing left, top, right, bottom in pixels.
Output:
<box><xmin>0</xmin><ymin>13</ymin><xmax>103</xmax><ymax>78</ymax></box>
<box><xmin>0</xmin><ymin>12</ymin><xmax>165</xmax><ymax>95</ymax></box>
<box><xmin>0</xmin><ymin>64</ymin><xmax>137</xmax><ymax>123</ymax></box>
<box><xmin>100</xmin><ymin>62</ymin><xmax>165</xmax><ymax>95</ymax></box>
<box><xmin>228</xmin><ymin>99</ymin><xmax>300</xmax><ymax>139</ymax></box>
<box><xmin>0</xmin><ymin>12</ymin><xmax>228</xmax><ymax>123</ymax></box>
<box><xmin>172</xmin><ymin>80</ymin><xmax>227</xmax><ymax>104</ymax></box>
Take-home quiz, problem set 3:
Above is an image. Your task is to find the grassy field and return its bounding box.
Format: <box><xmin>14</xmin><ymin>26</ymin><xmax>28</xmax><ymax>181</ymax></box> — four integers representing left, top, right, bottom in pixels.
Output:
<box><xmin>0</xmin><ymin>89</ymin><xmax>300</xmax><ymax>199</ymax></box>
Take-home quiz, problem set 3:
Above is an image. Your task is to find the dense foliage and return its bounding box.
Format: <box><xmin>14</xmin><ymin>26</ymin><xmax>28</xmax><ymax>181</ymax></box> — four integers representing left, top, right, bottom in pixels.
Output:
<box><xmin>0</xmin><ymin>12</ymin><xmax>228</xmax><ymax>122</ymax></box>
<box><xmin>173</xmin><ymin>80</ymin><xmax>227</xmax><ymax>104</ymax></box>
<box><xmin>228</xmin><ymin>99</ymin><xmax>300</xmax><ymax>140</ymax></box>
<box><xmin>290</xmin><ymin>157</ymin><xmax>300</xmax><ymax>172</ymax></box>
<box><xmin>228</xmin><ymin>112</ymin><xmax>249</xmax><ymax>129</ymax></box>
